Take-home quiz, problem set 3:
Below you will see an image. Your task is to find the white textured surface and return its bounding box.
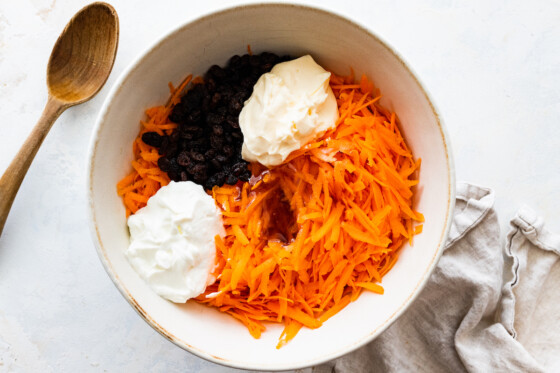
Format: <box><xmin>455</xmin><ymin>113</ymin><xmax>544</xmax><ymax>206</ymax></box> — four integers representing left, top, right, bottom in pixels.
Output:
<box><xmin>0</xmin><ymin>0</ymin><xmax>558</xmax><ymax>372</ymax></box>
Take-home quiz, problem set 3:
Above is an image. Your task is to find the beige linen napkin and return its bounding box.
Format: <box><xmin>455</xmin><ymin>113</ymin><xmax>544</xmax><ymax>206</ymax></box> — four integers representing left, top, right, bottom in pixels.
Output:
<box><xmin>313</xmin><ymin>182</ymin><xmax>560</xmax><ymax>373</ymax></box>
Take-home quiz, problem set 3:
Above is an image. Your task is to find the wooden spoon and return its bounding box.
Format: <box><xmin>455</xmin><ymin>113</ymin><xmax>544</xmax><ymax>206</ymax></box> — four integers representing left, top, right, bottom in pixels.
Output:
<box><xmin>0</xmin><ymin>2</ymin><xmax>119</xmax><ymax>236</ymax></box>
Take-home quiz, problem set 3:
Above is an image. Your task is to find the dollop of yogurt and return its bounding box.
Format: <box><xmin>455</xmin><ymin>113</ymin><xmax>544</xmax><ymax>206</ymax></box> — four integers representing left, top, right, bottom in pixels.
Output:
<box><xmin>126</xmin><ymin>181</ymin><xmax>224</xmax><ymax>303</ymax></box>
<box><xmin>239</xmin><ymin>55</ymin><xmax>339</xmax><ymax>167</ymax></box>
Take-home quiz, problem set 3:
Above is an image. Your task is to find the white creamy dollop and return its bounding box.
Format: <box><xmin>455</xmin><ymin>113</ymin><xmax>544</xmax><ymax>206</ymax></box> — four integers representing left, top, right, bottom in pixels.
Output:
<box><xmin>239</xmin><ymin>55</ymin><xmax>339</xmax><ymax>167</ymax></box>
<box><xmin>126</xmin><ymin>181</ymin><xmax>224</xmax><ymax>303</ymax></box>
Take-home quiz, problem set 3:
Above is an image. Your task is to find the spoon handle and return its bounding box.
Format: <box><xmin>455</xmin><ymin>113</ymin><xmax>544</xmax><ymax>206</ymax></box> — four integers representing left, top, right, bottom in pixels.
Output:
<box><xmin>0</xmin><ymin>96</ymin><xmax>66</xmax><ymax>236</ymax></box>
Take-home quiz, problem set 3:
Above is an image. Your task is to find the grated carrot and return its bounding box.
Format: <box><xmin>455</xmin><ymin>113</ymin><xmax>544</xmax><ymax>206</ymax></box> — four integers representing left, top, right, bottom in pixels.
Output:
<box><xmin>116</xmin><ymin>75</ymin><xmax>192</xmax><ymax>216</ymax></box>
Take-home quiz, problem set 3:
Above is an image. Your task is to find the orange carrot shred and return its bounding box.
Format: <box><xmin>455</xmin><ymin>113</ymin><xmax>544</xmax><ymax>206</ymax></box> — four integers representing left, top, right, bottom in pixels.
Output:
<box><xmin>116</xmin><ymin>76</ymin><xmax>193</xmax><ymax>215</ymax></box>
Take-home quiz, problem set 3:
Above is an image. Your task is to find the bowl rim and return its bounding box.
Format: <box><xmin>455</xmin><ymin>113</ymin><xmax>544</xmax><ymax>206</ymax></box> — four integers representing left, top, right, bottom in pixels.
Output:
<box><xmin>86</xmin><ymin>2</ymin><xmax>456</xmax><ymax>371</ymax></box>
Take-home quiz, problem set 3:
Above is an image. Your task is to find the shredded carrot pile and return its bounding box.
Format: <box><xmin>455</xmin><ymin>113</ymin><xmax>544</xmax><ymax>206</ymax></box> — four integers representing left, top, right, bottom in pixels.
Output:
<box><xmin>116</xmin><ymin>70</ymin><xmax>423</xmax><ymax>348</ymax></box>
<box><xmin>116</xmin><ymin>76</ymin><xmax>192</xmax><ymax>216</ymax></box>
<box><xmin>196</xmin><ymin>72</ymin><xmax>424</xmax><ymax>348</ymax></box>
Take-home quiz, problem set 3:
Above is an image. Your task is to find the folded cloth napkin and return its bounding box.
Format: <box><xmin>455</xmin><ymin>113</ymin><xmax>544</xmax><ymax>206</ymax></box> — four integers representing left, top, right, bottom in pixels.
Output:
<box><xmin>312</xmin><ymin>182</ymin><xmax>560</xmax><ymax>373</ymax></box>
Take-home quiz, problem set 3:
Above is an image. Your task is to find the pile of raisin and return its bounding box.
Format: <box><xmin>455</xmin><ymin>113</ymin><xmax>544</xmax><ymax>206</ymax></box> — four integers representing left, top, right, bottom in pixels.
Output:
<box><xmin>141</xmin><ymin>52</ymin><xmax>291</xmax><ymax>190</ymax></box>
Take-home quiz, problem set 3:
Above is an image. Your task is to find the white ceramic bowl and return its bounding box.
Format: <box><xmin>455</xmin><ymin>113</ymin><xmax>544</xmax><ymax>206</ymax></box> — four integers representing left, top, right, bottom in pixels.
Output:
<box><xmin>87</xmin><ymin>3</ymin><xmax>455</xmax><ymax>371</ymax></box>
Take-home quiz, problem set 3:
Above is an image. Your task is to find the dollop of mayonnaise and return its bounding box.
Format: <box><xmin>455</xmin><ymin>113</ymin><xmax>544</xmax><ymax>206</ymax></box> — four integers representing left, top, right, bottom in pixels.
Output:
<box><xmin>126</xmin><ymin>181</ymin><xmax>224</xmax><ymax>303</ymax></box>
<box><xmin>239</xmin><ymin>55</ymin><xmax>339</xmax><ymax>167</ymax></box>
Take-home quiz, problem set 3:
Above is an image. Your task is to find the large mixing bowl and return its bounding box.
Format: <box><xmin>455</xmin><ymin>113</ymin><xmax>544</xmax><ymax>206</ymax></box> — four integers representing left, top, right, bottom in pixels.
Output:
<box><xmin>87</xmin><ymin>3</ymin><xmax>455</xmax><ymax>370</ymax></box>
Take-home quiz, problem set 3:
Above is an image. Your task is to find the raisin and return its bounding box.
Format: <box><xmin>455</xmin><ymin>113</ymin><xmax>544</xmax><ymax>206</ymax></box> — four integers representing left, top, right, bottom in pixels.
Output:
<box><xmin>215</xmin><ymin>155</ymin><xmax>227</xmax><ymax>164</ymax></box>
<box><xmin>240</xmin><ymin>77</ymin><xmax>255</xmax><ymax>89</ymax></box>
<box><xmin>204</xmin><ymin>149</ymin><xmax>217</xmax><ymax>159</ymax></box>
<box><xmin>164</xmin><ymin>142</ymin><xmax>178</xmax><ymax>158</ymax></box>
<box><xmin>141</xmin><ymin>132</ymin><xmax>163</xmax><ymax>147</ymax></box>
<box><xmin>157</xmin><ymin>157</ymin><xmax>172</xmax><ymax>172</ymax></box>
<box><xmin>191</xmin><ymin>152</ymin><xmax>205</xmax><ymax>163</ymax></box>
<box><xmin>211</xmin><ymin>92</ymin><xmax>222</xmax><ymax>106</ymax></box>
<box><xmin>212</xmin><ymin>125</ymin><xmax>224</xmax><ymax>136</ymax></box>
<box><xmin>225</xmin><ymin>174</ymin><xmax>238</xmax><ymax>185</ymax></box>
<box><xmin>214</xmin><ymin>172</ymin><xmax>226</xmax><ymax>186</ymax></box>
<box><xmin>206</xmin><ymin>112</ymin><xmax>224</xmax><ymax>126</ymax></box>
<box><xmin>210</xmin><ymin>135</ymin><xmax>224</xmax><ymax>149</ymax></box>
<box><xmin>193</xmin><ymin>173</ymin><xmax>207</xmax><ymax>184</ymax></box>
<box><xmin>223</xmin><ymin>145</ymin><xmax>234</xmax><ymax>157</ymax></box>
<box><xmin>186</xmin><ymin>111</ymin><xmax>202</xmax><ymax>124</ymax></box>
<box><xmin>239</xmin><ymin>170</ymin><xmax>252</xmax><ymax>182</ymax></box>
<box><xmin>176</xmin><ymin>151</ymin><xmax>191</xmax><ymax>167</ymax></box>
<box><xmin>210</xmin><ymin>158</ymin><xmax>221</xmax><ymax>169</ymax></box>
<box><xmin>158</xmin><ymin>136</ymin><xmax>169</xmax><ymax>155</ymax></box>
<box><xmin>192</xmin><ymin>163</ymin><xmax>207</xmax><ymax>175</ymax></box>
<box><xmin>228</xmin><ymin>55</ymin><xmax>241</xmax><ymax>69</ymax></box>
<box><xmin>168</xmin><ymin>170</ymin><xmax>180</xmax><ymax>182</ymax></box>
<box><xmin>228</xmin><ymin>92</ymin><xmax>245</xmax><ymax>114</ymax></box>
<box><xmin>208</xmin><ymin>65</ymin><xmax>227</xmax><ymax>81</ymax></box>
<box><xmin>205</xmin><ymin>176</ymin><xmax>217</xmax><ymax>190</ymax></box>
<box><xmin>249</xmin><ymin>54</ymin><xmax>261</xmax><ymax>67</ymax></box>
<box><xmin>232</xmin><ymin>162</ymin><xmax>247</xmax><ymax>176</ymax></box>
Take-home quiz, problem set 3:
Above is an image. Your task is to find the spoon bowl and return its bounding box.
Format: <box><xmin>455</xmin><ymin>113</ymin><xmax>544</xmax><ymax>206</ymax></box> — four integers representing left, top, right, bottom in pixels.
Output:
<box><xmin>48</xmin><ymin>2</ymin><xmax>119</xmax><ymax>104</ymax></box>
<box><xmin>0</xmin><ymin>2</ymin><xmax>119</xmax><ymax>236</ymax></box>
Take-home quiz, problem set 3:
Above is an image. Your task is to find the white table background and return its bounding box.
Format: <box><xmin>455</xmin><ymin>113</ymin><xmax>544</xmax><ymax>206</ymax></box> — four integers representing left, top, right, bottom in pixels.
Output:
<box><xmin>0</xmin><ymin>0</ymin><xmax>558</xmax><ymax>371</ymax></box>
